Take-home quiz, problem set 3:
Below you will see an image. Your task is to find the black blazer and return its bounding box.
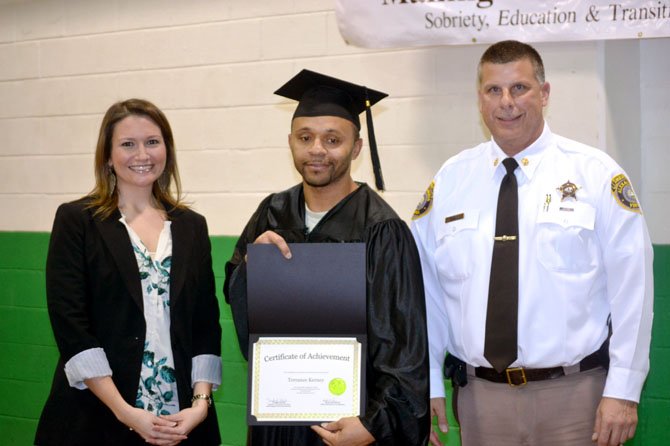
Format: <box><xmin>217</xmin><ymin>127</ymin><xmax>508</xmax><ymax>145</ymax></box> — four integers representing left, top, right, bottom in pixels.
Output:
<box><xmin>35</xmin><ymin>198</ymin><xmax>222</xmax><ymax>445</ymax></box>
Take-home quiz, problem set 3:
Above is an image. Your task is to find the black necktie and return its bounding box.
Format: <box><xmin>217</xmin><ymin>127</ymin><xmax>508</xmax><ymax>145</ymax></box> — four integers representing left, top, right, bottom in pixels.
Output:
<box><xmin>484</xmin><ymin>157</ymin><xmax>519</xmax><ymax>373</ymax></box>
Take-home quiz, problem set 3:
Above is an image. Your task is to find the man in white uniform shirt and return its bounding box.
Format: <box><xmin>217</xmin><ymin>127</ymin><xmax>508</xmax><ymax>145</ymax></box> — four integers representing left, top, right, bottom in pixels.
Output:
<box><xmin>410</xmin><ymin>40</ymin><xmax>653</xmax><ymax>446</ymax></box>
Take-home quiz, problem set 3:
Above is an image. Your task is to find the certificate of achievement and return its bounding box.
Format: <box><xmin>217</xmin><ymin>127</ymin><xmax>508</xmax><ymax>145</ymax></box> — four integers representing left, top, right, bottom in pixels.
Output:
<box><xmin>246</xmin><ymin>243</ymin><xmax>367</xmax><ymax>425</ymax></box>
<box><xmin>250</xmin><ymin>337</ymin><xmax>362</xmax><ymax>423</ymax></box>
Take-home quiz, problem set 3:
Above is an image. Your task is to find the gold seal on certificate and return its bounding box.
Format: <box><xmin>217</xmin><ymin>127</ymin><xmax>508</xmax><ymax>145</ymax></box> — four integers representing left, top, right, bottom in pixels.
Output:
<box><xmin>250</xmin><ymin>337</ymin><xmax>362</xmax><ymax>423</ymax></box>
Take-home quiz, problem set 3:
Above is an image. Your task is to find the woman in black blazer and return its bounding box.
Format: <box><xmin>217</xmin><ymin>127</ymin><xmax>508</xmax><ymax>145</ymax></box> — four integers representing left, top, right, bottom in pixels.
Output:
<box><xmin>35</xmin><ymin>99</ymin><xmax>222</xmax><ymax>445</ymax></box>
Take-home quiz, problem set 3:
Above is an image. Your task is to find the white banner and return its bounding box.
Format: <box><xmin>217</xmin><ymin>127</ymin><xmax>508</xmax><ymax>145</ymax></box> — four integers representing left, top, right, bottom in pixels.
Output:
<box><xmin>335</xmin><ymin>0</ymin><xmax>670</xmax><ymax>48</ymax></box>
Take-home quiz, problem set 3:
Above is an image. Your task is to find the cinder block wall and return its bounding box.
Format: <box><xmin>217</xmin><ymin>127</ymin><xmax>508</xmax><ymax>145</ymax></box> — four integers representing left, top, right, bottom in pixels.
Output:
<box><xmin>1</xmin><ymin>1</ymin><xmax>668</xmax><ymax>241</ymax></box>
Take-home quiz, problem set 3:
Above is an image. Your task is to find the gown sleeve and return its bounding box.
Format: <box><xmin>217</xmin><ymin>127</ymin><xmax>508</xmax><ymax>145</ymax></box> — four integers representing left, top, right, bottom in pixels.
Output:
<box><xmin>361</xmin><ymin>218</ymin><xmax>431</xmax><ymax>445</ymax></box>
<box><xmin>223</xmin><ymin>198</ymin><xmax>270</xmax><ymax>360</ymax></box>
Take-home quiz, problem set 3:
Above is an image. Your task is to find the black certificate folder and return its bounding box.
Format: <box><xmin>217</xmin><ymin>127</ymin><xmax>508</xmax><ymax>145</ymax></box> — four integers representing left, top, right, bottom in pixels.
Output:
<box><xmin>246</xmin><ymin>243</ymin><xmax>367</xmax><ymax>425</ymax></box>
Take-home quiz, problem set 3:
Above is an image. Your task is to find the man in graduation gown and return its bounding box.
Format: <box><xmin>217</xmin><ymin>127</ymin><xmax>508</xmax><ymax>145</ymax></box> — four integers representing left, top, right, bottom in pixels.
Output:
<box><xmin>223</xmin><ymin>70</ymin><xmax>430</xmax><ymax>446</ymax></box>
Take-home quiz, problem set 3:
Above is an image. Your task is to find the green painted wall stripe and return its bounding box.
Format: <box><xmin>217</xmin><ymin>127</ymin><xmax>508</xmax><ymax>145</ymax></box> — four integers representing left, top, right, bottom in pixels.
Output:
<box><xmin>0</xmin><ymin>232</ymin><xmax>667</xmax><ymax>445</ymax></box>
<box><xmin>0</xmin><ymin>232</ymin><xmax>49</xmax><ymax>270</ymax></box>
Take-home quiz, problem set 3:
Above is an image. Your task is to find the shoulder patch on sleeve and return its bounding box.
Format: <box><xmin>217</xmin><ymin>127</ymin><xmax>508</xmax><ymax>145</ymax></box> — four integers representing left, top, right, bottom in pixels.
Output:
<box><xmin>611</xmin><ymin>173</ymin><xmax>641</xmax><ymax>213</ymax></box>
<box><xmin>412</xmin><ymin>181</ymin><xmax>434</xmax><ymax>220</ymax></box>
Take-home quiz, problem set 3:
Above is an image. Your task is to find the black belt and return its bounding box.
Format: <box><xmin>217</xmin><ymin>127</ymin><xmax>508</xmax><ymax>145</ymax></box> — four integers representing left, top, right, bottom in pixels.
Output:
<box><xmin>473</xmin><ymin>349</ymin><xmax>603</xmax><ymax>386</ymax></box>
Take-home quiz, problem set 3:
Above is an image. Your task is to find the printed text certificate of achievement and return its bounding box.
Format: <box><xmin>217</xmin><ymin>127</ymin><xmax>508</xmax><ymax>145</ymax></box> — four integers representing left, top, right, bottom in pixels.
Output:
<box><xmin>251</xmin><ymin>337</ymin><xmax>362</xmax><ymax>422</ymax></box>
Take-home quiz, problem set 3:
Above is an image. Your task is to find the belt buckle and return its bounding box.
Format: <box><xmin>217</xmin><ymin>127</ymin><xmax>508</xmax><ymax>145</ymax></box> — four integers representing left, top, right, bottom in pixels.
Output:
<box><xmin>505</xmin><ymin>367</ymin><xmax>527</xmax><ymax>386</ymax></box>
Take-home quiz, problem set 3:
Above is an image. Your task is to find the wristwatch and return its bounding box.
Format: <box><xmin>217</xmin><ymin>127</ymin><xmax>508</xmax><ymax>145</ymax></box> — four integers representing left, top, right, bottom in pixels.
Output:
<box><xmin>191</xmin><ymin>393</ymin><xmax>212</xmax><ymax>407</ymax></box>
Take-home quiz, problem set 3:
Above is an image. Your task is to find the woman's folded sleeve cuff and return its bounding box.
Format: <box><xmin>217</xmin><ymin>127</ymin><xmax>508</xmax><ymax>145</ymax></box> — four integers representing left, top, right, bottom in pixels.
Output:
<box><xmin>64</xmin><ymin>348</ymin><xmax>113</xmax><ymax>390</ymax></box>
<box><xmin>192</xmin><ymin>354</ymin><xmax>222</xmax><ymax>390</ymax></box>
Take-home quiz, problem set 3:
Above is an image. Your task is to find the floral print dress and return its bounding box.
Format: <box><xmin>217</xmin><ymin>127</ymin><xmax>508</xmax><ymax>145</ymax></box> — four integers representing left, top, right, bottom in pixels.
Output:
<box><xmin>120</xmin><ymin>217</ymin><xmax>179</xmax><ymax>416</ymax></box>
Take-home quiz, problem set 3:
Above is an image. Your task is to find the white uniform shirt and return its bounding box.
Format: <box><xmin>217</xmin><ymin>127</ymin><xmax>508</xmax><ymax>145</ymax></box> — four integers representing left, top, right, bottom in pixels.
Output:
<box><xmin>410</xmin><ymin>124</ymin><xmax>653</xmax><ymax>403</ymax></box>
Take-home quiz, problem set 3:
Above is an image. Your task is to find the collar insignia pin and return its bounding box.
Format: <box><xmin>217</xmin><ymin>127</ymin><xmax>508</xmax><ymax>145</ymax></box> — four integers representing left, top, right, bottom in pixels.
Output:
<box><xmin>557</xmin><ymin>180</ymin><xmax>580</xmax><ymax>201</ymax></box>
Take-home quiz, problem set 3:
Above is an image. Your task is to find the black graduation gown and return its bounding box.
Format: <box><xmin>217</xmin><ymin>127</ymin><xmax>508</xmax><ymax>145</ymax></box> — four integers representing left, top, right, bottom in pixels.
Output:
<box><xmin>223</xmin><ymin>183</ymin><xmax>430</xmax><ymax>446</ymax></box>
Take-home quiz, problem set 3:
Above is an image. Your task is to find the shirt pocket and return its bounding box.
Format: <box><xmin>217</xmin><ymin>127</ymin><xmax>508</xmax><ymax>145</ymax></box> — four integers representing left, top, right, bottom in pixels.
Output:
<box><xmin>535</xmin><ymin>202</ymin><xmax>598</xmax><ymax>273</ymax></box>
<box><xmin>434</xmin><ymin>209</ymin><xmax>480</xmax><ymax>280</ymax></box>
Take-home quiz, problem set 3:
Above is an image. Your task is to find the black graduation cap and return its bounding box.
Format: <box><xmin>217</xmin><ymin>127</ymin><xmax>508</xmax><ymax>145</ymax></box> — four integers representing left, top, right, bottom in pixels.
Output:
<box><xmin>274</xmin><ymin>69</ymin><xmax>389</xmax><ymax>191</ymax></box>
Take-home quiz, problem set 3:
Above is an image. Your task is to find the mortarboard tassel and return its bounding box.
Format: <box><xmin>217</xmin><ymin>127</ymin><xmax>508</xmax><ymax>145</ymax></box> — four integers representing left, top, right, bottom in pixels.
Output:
<box><xmin>365</xmin><ymin>88</ymin><xmax>385</xmax><ymax>192</ymax></box>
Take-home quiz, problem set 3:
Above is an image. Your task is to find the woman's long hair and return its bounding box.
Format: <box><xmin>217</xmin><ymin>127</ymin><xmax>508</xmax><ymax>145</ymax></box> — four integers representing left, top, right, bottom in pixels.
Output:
<box><xmin>86</xmin><ymin>98</ymin><xmax>185</xmax><ymax>219</ymax></box>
